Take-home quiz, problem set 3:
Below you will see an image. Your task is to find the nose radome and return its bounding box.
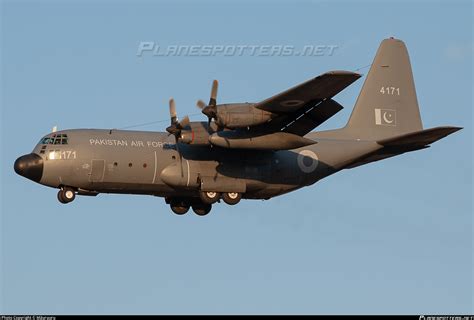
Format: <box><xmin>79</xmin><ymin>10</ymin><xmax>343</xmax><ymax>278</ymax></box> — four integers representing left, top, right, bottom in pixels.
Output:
<box><xmin>14</xmin><ymin>153</ymin><xmax>44</xmax><ymax>182</ymax></box>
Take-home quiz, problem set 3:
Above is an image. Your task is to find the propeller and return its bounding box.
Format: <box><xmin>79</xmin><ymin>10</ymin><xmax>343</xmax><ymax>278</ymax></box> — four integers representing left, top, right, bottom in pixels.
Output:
<box><xmin>166</xmin><ymin>98</ymin><xmax>190</xmax><ymax>140</ymax></box>
<box><xmin>165</xmin><ymin>98</ymin><xmax>189</xmax><ymax>177</ymax></box>
<box><xmin>196</xmin><ymin>80</ymin><xmax>218</xmax><ymax>128</ymax></box>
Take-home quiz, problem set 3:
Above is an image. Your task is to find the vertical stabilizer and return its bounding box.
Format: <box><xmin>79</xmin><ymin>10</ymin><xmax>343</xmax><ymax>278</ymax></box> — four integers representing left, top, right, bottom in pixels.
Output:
<box><xmin>345</xmin><ymin>38</ymin><xmax>423</xmax><ymax>140</ymax></box>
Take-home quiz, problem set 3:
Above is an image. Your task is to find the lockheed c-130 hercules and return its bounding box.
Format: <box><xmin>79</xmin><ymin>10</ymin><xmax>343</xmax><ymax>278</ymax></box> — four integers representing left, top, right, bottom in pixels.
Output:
<box><xmin>14</xmin><ymin>38</ymin><xmax>461</xmax><ymax>216</ymax></box>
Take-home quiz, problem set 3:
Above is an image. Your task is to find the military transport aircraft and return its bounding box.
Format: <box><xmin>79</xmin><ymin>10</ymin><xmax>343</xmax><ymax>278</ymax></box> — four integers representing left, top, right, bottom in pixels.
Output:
<box><xmin>14</xmin><ymin>38</ymin><xmax>461</xmax><ymax>216</ymax></box>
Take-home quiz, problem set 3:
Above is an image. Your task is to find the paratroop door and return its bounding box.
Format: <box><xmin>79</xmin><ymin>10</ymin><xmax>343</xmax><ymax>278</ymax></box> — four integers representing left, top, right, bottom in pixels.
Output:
<box><xmin>89</xmin><ymin>159</ymin><xmax>105</xmax><ymax>182</ymax></box>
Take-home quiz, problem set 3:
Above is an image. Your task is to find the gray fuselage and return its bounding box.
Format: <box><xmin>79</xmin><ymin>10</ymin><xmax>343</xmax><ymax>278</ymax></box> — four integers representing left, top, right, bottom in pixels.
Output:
<box><xmin>26</xmin><ymin>128</ymin><xmax>379</xmax><ymax>200</ymax></box>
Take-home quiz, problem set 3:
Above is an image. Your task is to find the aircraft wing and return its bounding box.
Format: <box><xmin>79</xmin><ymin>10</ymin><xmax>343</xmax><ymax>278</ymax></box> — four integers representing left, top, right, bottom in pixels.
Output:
<box><xmin>208</xmin><ymin>71</ymin><xmax>361</xmax><ymax>150</ymax></box>
<box><xmin>278</xmin><ymin>98</ymin><xmax>344</xmax><ymax>136</ymax></box>
<box><xmin>211</xmin><ymin>98</ymin><xmax>345</xmax><ymax>150</ymax></box>
<box><xmin>254</xmin><ymin>70</ymin><xmax>361</xmax><ymax>114</ymax></box>
<box><xmin>248</xmin><ymin>98</ymin><xmax>344</xmax><ymax>137</ymax></box>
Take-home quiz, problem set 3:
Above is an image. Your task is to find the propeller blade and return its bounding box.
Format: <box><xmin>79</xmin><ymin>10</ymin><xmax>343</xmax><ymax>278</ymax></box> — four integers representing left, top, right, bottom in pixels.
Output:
<box><xmin>209</xmin><ymin>80</ymin><xmax>218</xmax><ymax>106</ymax></box>
<box><xmin>178</xmin><ymin>115</ymin><xmax>190</xmax><ymax>129</ymax></box>
<box><xmin>196</xmin><ymin>99</ymin><xmax>206</xmax><ymax>109</ymax></box>
<box><xmin>169</xmin><ymin>98</ymin><xmax>177</xmax><ymax>125</ymax></box>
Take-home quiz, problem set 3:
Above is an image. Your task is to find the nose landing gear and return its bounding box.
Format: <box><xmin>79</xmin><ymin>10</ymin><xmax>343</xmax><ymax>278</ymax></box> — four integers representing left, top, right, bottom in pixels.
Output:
<box><xmin>57</xmin><ymin>187</ymin><xmax>76</xmax><ymax>204</ymax></box>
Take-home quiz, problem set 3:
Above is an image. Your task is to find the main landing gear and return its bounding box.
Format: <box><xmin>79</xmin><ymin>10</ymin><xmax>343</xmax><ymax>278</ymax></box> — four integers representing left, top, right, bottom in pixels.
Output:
<box><xmin>169</xmin><ymin>199</ymin><xmax>190</xmax><ymax>215</ymax></box>
<box><xmin>169</xmin><ymin>197</ymin><xmax>213</xmax><ymax>216</ymax></box>
<box><xmin>221</xmin><ymin>192</ymin><xmax>242</xmax><ymax>205</ymax></box>
<box><xmin>57</xmin><ymin>187</ymin><xmax>76</xmax><ymax>204</ymax></box>
<box><xmin>199</xmin><ymin>191</ymin><xmax>220</xmax><ymax>204</ymax></box>
<box><xmin>199</xmin><ymin>191</ymin><xmax>242</xmax><ymax>205</ymax></box>
<box><xmin>168</xmin><ymin>191</ymin><xmax>242</xmax><ymax>216</ymax></box>
<box><xmin>191</xmin><ymin>203</ymin><xmax>212</xmax><ymax>216</ymax></box>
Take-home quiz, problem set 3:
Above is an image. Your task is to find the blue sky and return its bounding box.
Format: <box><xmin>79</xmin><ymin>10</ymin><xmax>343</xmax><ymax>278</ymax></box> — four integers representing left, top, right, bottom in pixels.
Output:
<box><xmin>1</xmin><ymin>0</ymin><xmax>472</xmax><ymax>314</ymax></box>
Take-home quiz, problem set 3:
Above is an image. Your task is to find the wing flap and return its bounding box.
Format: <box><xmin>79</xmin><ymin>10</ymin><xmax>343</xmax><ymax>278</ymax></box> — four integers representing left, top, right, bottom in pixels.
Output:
<box><xmin>282</xmin><ymin>99</ymin><xmax>344</xmax><ymax>136</ymax></box>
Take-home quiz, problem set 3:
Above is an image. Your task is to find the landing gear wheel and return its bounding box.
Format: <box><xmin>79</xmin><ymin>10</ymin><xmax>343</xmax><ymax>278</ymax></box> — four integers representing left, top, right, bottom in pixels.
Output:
<box><xmin>222</xmin><ymin>192</ymin><xmax>242</xmax><ymax>205</ymax></box>
<box><xmin>192</xmin><ymin>203</ymin><xmax>212</xmax><ymax>216</ymax></box>
<box><xmin>199</xmin><ymin>191</ymin><xmax>220</xmax><ymax>204</ymax></box>
<box><xmin>170</xmin><ymin>200</ymin><xmax>190</xmax><ymax>215</ymax></box>
<box><xmin>57</xmin><ymin>190</ymin><xmax>67</xmax><ymax>204</ymax></box>
<box><xmin>57</xmin><ymin>187</ymin><xmax>75</xmax><ymax>204</ymax></box>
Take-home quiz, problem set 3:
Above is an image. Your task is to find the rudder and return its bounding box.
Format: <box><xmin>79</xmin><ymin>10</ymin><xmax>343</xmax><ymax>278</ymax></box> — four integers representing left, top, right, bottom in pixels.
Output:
<box><xmin>345</xmin><ymin>38</ymin><xmax>423</xmax><ymax>140</ymax></box>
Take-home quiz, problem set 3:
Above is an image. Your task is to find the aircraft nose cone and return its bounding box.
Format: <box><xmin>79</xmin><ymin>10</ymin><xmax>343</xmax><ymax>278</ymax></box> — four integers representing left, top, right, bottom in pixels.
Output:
<box><xmin>14</xmin><ymin>153</ymin><xmax>44</xmax><ymax>182</ymax></box>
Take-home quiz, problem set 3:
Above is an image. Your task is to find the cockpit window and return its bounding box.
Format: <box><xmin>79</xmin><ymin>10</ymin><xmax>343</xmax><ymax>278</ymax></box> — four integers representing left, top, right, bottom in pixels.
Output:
<box><xmin>40</xmin><ymin>134</ymin><xmax>68</xmax><ymax>145</ymax></box>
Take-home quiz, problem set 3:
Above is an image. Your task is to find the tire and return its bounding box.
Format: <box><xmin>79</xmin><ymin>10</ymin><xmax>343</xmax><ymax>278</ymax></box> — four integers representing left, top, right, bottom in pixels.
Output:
<box><xmin>222</xmin><ymin>192</ymin><xmax>242</xmax><ymax>205</ymax></box>
<box><xmin>57</xmin><ymin>190</ymin><xmax>68</xmax><ymax>204</ymax></box>
<box><xmin>192</xmin><ymin>203</ymin><xmax>212</xmax><ymax>216</ymax></box>
<box><xmin>169</xmin><ymin>199</ymin><xmax>189</xmax><ymax>216</ymax></box>
<box><xmin>57</xmin><ymin>187</ymin><xmax>75</xmax><ymax>204</ymax></box>
<box><xmin>199</xmin><ymin>191</ymin><xmax>220</xmax><ymax>204</ymax></box>
<box><xmin>170</xmin><ymin>203</ymin><xmax>189</xmax><ymax>216</ymax></box>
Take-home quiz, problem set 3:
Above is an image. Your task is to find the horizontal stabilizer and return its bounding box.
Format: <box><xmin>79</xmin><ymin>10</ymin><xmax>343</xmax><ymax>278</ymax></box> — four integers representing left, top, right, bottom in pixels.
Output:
<box><xmin>345</xmin><ymin>126</ymin><xmax>462</xmax><ymax>169</ymax></box>
<box><xmin>377</xmin><ymin>126</ymin><xmax>462</xmax><ymax>148</ymax></box>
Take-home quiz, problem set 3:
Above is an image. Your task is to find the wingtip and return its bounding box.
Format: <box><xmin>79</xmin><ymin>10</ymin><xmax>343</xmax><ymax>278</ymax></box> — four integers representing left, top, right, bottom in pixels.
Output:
<box><xmin>443</xmin><ymin>126</ymin><xmax>463</xmax><ymax>132</ymax></box>
<box><xmin>325</xmin><ymin>70</ymin><xmax>362</xmax><ymax>77</ymax></box>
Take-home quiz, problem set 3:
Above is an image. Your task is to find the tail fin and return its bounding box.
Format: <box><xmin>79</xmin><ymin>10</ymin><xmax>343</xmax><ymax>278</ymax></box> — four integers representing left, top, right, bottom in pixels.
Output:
<box><xmin>345</xmin><ymin>38</ymin><xmax>423</xmax><ymax>140</ymax></box>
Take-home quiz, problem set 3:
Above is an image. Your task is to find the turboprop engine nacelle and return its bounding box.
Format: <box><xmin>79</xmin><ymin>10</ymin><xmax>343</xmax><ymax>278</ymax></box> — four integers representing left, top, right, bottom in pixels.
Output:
<box><xmin>178</xmin><ymin>122</ymin><xmax>212</xmax><ymax>146</ymax></box>
<box><xmin>209</xmin><ymin>131</ymin><xmax>316</xmax><ymax>150</ymax></box>
<box><xmin>214</xmin><ymin>103</ymin><xmax>275</xmax><ymax>129</ymax></box>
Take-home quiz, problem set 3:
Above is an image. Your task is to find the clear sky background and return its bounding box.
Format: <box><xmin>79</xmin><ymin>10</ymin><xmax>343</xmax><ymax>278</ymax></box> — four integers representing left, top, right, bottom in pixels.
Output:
<box><xmin>1</xmin><ymin>0</ymin><xmax>472</xmax><ymax>315</ymax></box>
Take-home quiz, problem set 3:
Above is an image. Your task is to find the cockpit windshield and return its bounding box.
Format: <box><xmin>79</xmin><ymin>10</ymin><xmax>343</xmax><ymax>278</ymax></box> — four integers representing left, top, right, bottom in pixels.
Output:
<box><xmin>40</xmin><ymin>134</ymin><xmax>68</xmax><ymax>145</ymax></box>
